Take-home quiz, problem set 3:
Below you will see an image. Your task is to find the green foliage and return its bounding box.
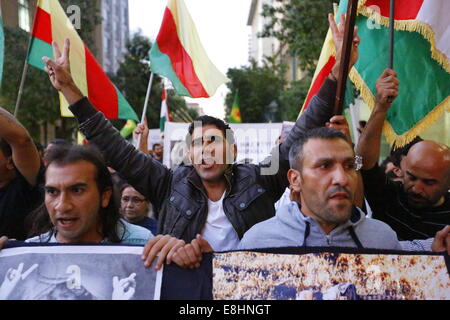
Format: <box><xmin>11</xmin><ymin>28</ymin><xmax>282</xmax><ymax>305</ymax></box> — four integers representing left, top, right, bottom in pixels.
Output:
<box><xmin>261</xmin><ymin>0</ymin><xmax>335</xmax><ymax>77</ymax></box>
<box><xmin>279</xmin><ymin>78</ymin><xmax>312</xmax><ymax>122</ymax></box>
<box><xmin>225</xmin><ymin>60</ymin><xmax>286</xmax><ymax>123</ymax></box>
<box><xmin>0</xmin><ymin>26</ymin><xmax>63</xmax><ymax>140</ymax></box>
<box><xmin>113</xmin><ymin>32</ymin><xmax>197</xmax><ymax>129</ymax></box>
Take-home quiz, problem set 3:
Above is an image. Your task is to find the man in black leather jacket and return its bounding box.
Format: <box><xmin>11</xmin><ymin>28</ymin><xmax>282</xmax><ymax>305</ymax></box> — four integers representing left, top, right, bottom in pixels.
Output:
<box><xmin>42</xmin><ymin>14</ymin><xmax>359</xmax><ymax>268</ymax></box>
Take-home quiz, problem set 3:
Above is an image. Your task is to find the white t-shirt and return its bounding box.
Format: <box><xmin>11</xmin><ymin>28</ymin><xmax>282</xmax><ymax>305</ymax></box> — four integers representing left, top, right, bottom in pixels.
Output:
<box><xmin>201</xmin><ymin>192</ymin><xmax>241</xmax><ymax>252</ymax></box>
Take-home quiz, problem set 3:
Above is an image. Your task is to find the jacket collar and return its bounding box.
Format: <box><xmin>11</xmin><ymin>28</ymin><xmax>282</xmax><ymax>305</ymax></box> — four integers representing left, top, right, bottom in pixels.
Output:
<box><xmin>186</xmin><ymin>165</ymin><xmax>234</xmax><ymax>195</ymax></box>
<box><xmin>282</xmin><ymin>201</ymin><xmax>365</xmax><ymax>235</ymax></box>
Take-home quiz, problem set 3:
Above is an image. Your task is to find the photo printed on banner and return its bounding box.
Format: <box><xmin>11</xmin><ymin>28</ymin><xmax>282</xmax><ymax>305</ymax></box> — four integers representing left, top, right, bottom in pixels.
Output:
<box><xmin>213</xmin><ymin>251</ymin><xmax>450</xmax><ymax>300</ymax></box>
<box><xmin>0</xmin><ymin>245</ymin><xmax>162</xmax><ymax>300</ymax></box>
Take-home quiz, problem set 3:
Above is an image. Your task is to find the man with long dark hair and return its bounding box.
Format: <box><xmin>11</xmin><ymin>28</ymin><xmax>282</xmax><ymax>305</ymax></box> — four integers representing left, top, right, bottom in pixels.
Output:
<box><xmin>26</xmin><ymin>145</ymin><xmax>151</xmax><ymax>244</ymax></box>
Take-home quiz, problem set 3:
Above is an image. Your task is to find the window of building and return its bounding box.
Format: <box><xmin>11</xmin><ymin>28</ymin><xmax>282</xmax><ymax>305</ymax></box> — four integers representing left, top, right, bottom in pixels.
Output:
<box><xmin>18</xmin><ymin>0</ymin><xmax>31</xmax><ymax>32</ymax></box>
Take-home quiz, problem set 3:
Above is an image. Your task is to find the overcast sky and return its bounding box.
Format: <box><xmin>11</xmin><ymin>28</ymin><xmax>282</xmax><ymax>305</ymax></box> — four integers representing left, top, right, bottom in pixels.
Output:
<box><xmin>128</xmin><ymin>0</ymin><xmax>253</xmax><ymax>119</ymax></box>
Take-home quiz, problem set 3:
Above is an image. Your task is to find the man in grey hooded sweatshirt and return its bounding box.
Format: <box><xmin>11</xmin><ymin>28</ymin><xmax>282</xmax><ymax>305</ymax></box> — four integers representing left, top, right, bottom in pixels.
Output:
<box><xmin>239</xmin><ymin>128</ymin><xmax>450</xmax><ymax>252</ymax></box>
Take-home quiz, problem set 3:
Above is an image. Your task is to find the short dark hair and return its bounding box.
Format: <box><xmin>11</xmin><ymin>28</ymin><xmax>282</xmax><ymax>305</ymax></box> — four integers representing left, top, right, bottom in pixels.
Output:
<box><xmin>48</xmin><ymin>139</ymin><xmax>71</xmax><ymax>147</ymax></box>
<box><xmin>39</xmin><ymin>145</ymin><xmax>124</xmax><ymax>243</ymax></box>
<box><xmin>152</xmin><ymin>143</ymin><xmax>162</xmax><ymax>150</ymax></box>
<box><xmin>289</xmin><ymin>127</ymin><xmax>350</xmax><ymax>171</ymax></box>
<box><xmin>186</xmin><ymin>116</ymin><xmax>236</xmax><ymax>146</ymax></box>
<box><xmin>119</xmin><ymin>183</ymin><xmax>148</xmax><ymax>201</ymax></box>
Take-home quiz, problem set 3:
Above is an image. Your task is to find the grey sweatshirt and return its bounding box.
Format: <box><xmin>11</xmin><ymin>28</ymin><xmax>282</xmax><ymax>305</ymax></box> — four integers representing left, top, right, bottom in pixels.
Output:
<box><xmin>239</xmin><ymin>201</ymin><xmax>403</xmax><ymax>251</ymax></box>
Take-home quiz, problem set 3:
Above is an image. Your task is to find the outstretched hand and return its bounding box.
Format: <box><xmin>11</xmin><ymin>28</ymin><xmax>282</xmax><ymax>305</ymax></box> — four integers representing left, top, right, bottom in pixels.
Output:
<box><xmin>43</xmin><ymin>39</ymin><xmax>73</xmax><ymax>91</ymax></box>
<box><xmin>329</xmin><ymin>13</ymin><xmax>360</xmax><ymax>80</ymax></box>
<box><xmin>112</xmin><ymin>273</ymin><xmax>137</xmax><ymax>300</ymax></box>
<box><xmin>42</xmin><ymin>38</ymin><xmax>83</xmax><ymax>104</ymax></box>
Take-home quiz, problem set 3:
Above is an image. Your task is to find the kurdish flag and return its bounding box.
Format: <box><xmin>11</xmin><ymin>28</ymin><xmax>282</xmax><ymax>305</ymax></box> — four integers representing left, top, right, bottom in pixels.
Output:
<box><xmin>300</xmin><ymin>23</ymin><xmax>336</xmax><ymax>114</ymax></box>
<box><xmin>160</xmin><ymin>88</ymin><xmax>171</xmax><ymax>132</ymax></box>
<box><xmin>120</xmin><ymin>120</ymin><xmax>138</xmax><ymax>139</ymax></box>
<box><xmin>351</xmin><ymin>0</ymin><xmax>450</xmax><ymax>146</ymax></box>
<box><xmin>27</xmin><ymin>0</ymin><xmax>138</xmax><ymax>122</ymax></box>
<box><xmin>300</xmin><ymin>4</ymin><xmax>352</xmax><ymax>115</ymax></box>
<box><xmin>150</xmin><ymin>0</ymin><xmax>230</xmax><ymax>98</ymax></box>
<box><xmin>229</xmin><ymin>92</ymin><xmax>242</xmax><ymax>124</ymax></box>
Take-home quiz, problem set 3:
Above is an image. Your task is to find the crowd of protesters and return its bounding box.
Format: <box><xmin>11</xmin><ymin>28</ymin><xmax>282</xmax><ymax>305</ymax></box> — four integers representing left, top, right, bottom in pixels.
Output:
<box><xmin>0</xmin><ymin>13</ymin><xmax>448</xmax><ymax>299</ymax></box>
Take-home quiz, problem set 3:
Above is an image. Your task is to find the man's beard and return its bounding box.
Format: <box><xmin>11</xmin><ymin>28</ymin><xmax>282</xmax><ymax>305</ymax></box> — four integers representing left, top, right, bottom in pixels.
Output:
<box><xmin>405</xmin><ymin>192</ymin><xmax>433</xmax><ymax>209</ymax></box>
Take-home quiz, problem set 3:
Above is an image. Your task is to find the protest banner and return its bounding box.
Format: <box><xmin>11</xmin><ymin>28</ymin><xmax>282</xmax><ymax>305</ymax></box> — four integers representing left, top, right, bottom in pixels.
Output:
<box><xmin>163</xmin><ymin>122</ymin><xmax>283</xmax><ymax>168</ymax></box>
<box><xmin>0</xmin><ymin>245</ymin><xmax>162</xmax><ymax>300</ymax></box>
<box><xmin>213</xmin><ymin>250</ymin><xmax>450</xmax><ymax>300</ymax></box>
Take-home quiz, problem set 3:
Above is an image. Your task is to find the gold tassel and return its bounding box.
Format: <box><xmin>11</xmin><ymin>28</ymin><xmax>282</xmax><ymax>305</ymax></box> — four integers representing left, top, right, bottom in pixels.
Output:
<box><xmin>358</xmin><ymin>5</ymin><xmax>450</xmax><ymax>73</ymax></box>
<box><xmin>349</xmin><ymin>68</ymin><xmax>450</xmax><ymax>148</ymax></box>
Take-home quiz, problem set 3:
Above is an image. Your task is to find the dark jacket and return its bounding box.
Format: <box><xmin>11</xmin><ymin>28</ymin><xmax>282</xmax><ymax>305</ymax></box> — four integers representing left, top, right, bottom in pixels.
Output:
<box><xmin>70</xmin><ymin>79</ymin><xmax>337</xmax><ymax>243</ymax></box>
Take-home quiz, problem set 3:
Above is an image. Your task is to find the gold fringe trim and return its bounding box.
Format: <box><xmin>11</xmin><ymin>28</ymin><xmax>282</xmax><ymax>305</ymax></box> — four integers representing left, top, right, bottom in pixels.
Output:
<box><xmin>349</xmin><ymin>67</ymin><xmax>450</xmax><ymax>148</ymax></box>
<box><xmin>358</xmin><ymin>4</ymin><xmax>450</xmax><ymax>74</ymax></box>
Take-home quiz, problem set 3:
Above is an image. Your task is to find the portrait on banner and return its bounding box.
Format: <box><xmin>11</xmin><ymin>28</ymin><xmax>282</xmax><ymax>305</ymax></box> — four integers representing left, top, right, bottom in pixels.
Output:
<box><xmin>0</xmin><ymin>245</ymin><xmax>162</xmax><ymax>300</ymax></box>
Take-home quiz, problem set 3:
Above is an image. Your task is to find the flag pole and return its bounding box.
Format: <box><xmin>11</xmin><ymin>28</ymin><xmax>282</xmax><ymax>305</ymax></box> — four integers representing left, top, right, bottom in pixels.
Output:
<box><xmin>389</xmin><ymin>0</ymin><xmax>395</xmax><ymax>69</ymax></box>
<box><xmin>14</xmin><ymin>2</ymin><xmax>39</xmax><ymax>118</ymax></box>
<box><xmin>333</xmin><ymin>0</ymin><xmax>359</xmax><ymax>116</ymax></box>
<box><xmin>14</xmin><ymin>63</ymin><xmax>29</xmax><ymax>117</ymax></box>
<box><xmin>387</xmin><ymin>0</ymin><xmax>396</xmax><ymax>103</ymax></box>
<box><xmin>136</xmin><ymin>70</ymin><xmax>154</xmax><ymax>148</ymax></box>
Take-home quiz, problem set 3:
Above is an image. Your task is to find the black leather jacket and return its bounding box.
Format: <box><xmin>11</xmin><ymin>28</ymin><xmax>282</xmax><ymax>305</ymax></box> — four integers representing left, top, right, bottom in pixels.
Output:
<box><xmin>70</xmin><ymin>79</ymin><xmax>337</xmax><ymax>243</ymax></box>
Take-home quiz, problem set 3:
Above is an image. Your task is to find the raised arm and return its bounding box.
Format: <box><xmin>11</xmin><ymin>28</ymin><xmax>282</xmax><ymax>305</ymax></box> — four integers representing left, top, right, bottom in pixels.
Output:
<box><xmin>0</xmin><ymin>108</ymin><xmax>41</xmax><ymax>186</ymax></box>
<box><xmin>356</xmin><ymin>69</ymin><xmax>399</xmax><ymax>170</ymax></box>
<box><xmin>42</xmin><ymin>39</ymin><xmax>172</xmax><ymax>208</ymax></box>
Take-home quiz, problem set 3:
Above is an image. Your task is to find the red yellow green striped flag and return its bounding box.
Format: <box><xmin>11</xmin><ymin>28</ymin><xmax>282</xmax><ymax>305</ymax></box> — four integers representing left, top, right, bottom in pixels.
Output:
<box><xmin>27</xmin><ymin>0</ymin><xmax>138</xmax><ymax>122</ymax></box>
<box><xmin>149</xmin><ymin>0</ymin><xmax>230</xmax><ymax>98</ymax></box>
<box><xmin>160</xmin><ymin>88</ymin><xmax>171</xmax><ymax>133</ymax></box>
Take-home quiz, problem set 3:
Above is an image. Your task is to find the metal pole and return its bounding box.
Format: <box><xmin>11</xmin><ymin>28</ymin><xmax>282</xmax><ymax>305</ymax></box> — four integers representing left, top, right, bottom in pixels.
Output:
<box><xmin>14</xmin><ymin>63</ymin><xmax>29</xmax><ymax>118</ymax></box>
<box><xmin>136</xmin><ymin>71</ymin><xmax>155</xmax><ymax>148</ymax></box>
<box><xmin>387</xmin><ymin>0</ymin><xmax>396</xmax><ymax>103</ymax></box>
<box><xmin>333</xmin><ymin>0</ymin><xmax>359</xmax><ymax>116</ymax></box>
<box><xmin>389</xmin><ymin>0</ymin><xmax>395</xmax><ymax>69</ymax></box>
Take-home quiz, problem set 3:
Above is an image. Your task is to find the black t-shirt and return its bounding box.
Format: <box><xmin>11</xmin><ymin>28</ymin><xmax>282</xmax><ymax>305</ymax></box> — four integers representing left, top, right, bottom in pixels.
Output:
<box><xmin>362</xmin><ymin>165</ymin><xmax>450</xmax><ymax>241</ymax></box>
<box><xmin>0</xmin><ymin>172</ymin><xmax>44</xmax><ymax>240</ymax></box>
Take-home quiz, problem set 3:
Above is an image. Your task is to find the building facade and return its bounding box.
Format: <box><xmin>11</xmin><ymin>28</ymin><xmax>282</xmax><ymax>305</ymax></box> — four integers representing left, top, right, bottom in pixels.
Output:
<box><xmin>247</xmin><ymin>0</ymin><xmax>302</xmax><ymax>83</ymax></box>
<box><xmin>100</xmin><ymin>0</ymin><xmax>129</xmax><ymax>74</ymax></box>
